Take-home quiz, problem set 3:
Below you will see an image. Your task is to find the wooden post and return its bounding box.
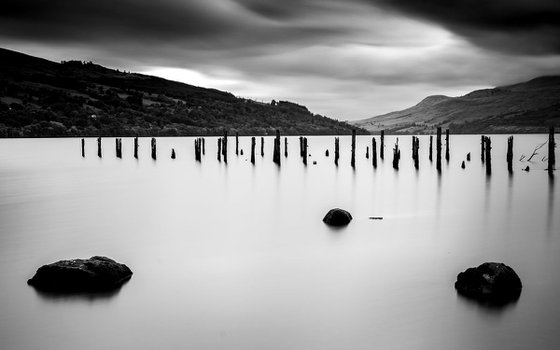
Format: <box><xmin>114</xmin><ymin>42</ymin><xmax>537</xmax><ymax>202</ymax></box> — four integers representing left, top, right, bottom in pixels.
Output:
<box><xmin>481</xmin><ymin>135</ymin><xmax>485</xmax><ymax>163</ymax></box>
<box><xmin>81</xmin><ymin>138</ymin><xmax>85</xmax><ymax>157</ymax></box>
<box><xmin>466</xmin><ymin>152</ymin><xmax>471</xmax><ymax>162</ymax></box>
<box><xmin>412</xmin><ymin>136</ymin><xmax>419</xmax><ymax>170</ymax></box>
<box><xmin>118</xmin><ymin>138</ymin><xmax>122</xmax><ymax>158</ymax></box>
<box><xmin>372</xmin><ymin>137</ymin><xmax>377</xmax><ymax>168</ymax></box>
<box><xmin>222</xmin><ymin>131</ymin><xmax>228</xmax><ymax>164</ymax></box>
<box><xmin>273</xmin><ymin>129</ymin><xmax>281</xmax><ymax>166</ymax></box>
<box><xmin>445</xmin><ymin>129</ymin><xmax>450</xmax><ymax>162</ymax></box>
<box><xmin>303</xmin><ymin>137</ymin><xmax>308</xmax><ymax>165</ymax></box>
<box><xmin>461</xmin><ymin>161</ymin><xmax>465</xmax><ymax>169</ymax></box>
<box><xmin>380</xmin><ymin>130</ymin><xmax>385</xmax><ymax>160</ymax></box>
<box><xmin>299</xmin><ymin>136</ymin><xmax>303</xmax><ymax>157</ymax></box>
<box><xmin>236</xmin><ymin>132</ymin><xmax>239</xmax><ymax>156</ymax></box>
<box><xmin>251</xmin><ymin>137</ymin><xmax>256</xmax><ymax>164</ymax></box>
<box><xmin>151</xmin><ymin>138</ymin><xmax>156</xmax><ymax>160</ymax></box>
<box><xmin>97</xmin><ymin>137</ymin><xmax>102</xmax><ymax>158</ymax></box>
<box><xmin>366</xmin><ymin>146</ymin><xmax>369</xmax><ymax>159</ymax></box>
<box><xmin>217</xmin><ymin>138</ymin><xmax>222</xmax><ymax>161</ymax></box>
<box><xmin>436</xmin><ymin>127</ymin><xmax>442</xmax><ymax>172</ymax></box>
<box><xmin>507</xmin><ymin>136</ymin><xmax>513</xmax><ymax>173</ymax></box>
<box><xmin>334</xmin><ymin>137</ymin><xmax>339</xmax><ymax>166</ymax></box>
<box><xmin>202</xmin><ymin>138</ymin><xmax>205</xmax><ymax>155</ymax></box>
<box><xmin>351</xmin><ymin>129</ymin><xmax>356</xmax><ymax>168</ymax></box>
<box><xmin>171</xmin><ymin>148</ymin><xmax>176</xmax><ymax>159</ymax></box>
<box><xmin>115</xmin><ymin>138</ymin><xmax>122</xmax><ymax>158</ymax></box>
<box><xmin>194</xmin><ymin>138</ymin><xmax>201</xmax><ymax>162</ymax></box>
<box><xmin>429</xmin><ymin>135</ymin><xmax>433</xmax><ymax>162</ymax></box>
<box><xmin>485</xmin><ymin>136</ymin><xmax>492</xmax><ymax>175</ymax></box>
<box><xmin>549</xmin><ymin>127</ymin><xmax>555</xmax><ymax>175</ymax></box>
<box><xmin>134</xmin><ymin>137</ymin><xmax>138</xmax><ymax>159</ymax></box>
<box><xmin>326</xmin><ymin>149</ymin><xmax>330</xmax><ymax>157</ymax></box>
<box><xmin>392</xmin><ymin>138</ymin><xmax>400</xmax><ymax>170</ymax></box>
<box><xmin>284</xmin><ymin>137</ymin><xmax>288</xmax><ymax>157</ymax></box>
<box><xmin>261</xmin><ymin>137</ymin><xmax>264</xmax><ymax>157</ymax></box>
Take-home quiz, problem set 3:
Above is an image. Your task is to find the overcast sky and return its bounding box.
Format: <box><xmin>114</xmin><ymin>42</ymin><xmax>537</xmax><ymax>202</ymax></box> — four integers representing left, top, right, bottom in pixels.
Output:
<box><xmin>2</xmin><ymin>0</ymin><xmax>560</xmax><ymax>120</ymax></box>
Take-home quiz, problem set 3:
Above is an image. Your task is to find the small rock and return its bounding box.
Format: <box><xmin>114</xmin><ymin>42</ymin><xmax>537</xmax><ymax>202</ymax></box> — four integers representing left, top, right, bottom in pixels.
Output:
<box><xmin>28</xmin><ymin>256</ymin><xmax>133</xmax><ymax>293</ymax></box>
<box><xmin>323</xmin><ymin>208</ymin><xmax>352</xmax><ymax>226</ymax></box>
<box><xmin>523</xmin><ymin>166</ymin><xmax>530</xmax><ymax>172</ymax></box>
<box><xmin>455</xmin><ymin>262</ymin><xmax>522</xmax><ymax>305</ymax></box>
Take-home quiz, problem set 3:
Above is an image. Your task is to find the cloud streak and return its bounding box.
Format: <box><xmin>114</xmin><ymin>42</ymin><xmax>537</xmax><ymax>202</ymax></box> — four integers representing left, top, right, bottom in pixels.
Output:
<box><xmin>1</xmin><ymin>0</ymin><xmax>559</xmax><ymax>119</ymax></box>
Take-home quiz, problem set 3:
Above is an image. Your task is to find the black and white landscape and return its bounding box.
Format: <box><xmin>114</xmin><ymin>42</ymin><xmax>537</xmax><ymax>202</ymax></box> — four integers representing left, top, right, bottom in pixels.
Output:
<box><xmin>0</xmin><ymin>1</ymin><xmax>559</xmax><ymax>350</ymax></box>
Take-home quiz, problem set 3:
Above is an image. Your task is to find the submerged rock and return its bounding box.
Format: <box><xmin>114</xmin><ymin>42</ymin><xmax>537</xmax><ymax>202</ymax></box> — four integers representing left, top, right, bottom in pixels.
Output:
<box><xmin>323</xmin><ymin>208</ymin><xmax>352</xmax><ymax>226</ymax></box>
<box><xmin>28</xmin><ymin>256</ymin><xmax>132</xmax><ymax>293</ymax></box>
<box><xmin>455</xmin><ymin>262</ymin><xmax>522</xmax><ymax>305</ymax></box>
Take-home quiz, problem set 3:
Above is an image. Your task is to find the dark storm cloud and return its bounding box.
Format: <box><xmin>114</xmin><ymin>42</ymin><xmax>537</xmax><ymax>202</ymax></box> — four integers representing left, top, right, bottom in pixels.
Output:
<box><xmin>370</xmin><ymin>0</ymin><xmax>560</xmax><ymax>54</ymax></box>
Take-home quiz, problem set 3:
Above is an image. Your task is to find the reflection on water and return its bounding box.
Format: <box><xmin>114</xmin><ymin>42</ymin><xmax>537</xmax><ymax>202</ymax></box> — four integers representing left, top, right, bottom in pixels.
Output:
<box><xmin>32</xmin><ymin>284</ymin><xmax>127</xmax><ymax>303</ymax></box>
<box><xmin>0</xmin><ymin>135</ymin><xmax>559</xmax><ymax>350</ymax></box>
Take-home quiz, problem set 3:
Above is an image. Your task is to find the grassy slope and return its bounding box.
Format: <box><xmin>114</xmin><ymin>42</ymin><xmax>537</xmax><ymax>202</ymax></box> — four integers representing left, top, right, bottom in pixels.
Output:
<box><xmin>352</xmin><ymin>76</ymin><xmax>560</xmax><ymax>134</ymax></box>
<box><xmin>0</xmin><ymin>48</ymin><xmax>366</xmax><ymax>137</ymax></box>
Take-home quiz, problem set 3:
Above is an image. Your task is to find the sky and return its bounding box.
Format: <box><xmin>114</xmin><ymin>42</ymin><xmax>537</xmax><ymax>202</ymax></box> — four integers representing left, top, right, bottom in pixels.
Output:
<box><xmin>2</xmin><ymin>0</ymin><xmax>560</xmax><ymax>121</ymax></box>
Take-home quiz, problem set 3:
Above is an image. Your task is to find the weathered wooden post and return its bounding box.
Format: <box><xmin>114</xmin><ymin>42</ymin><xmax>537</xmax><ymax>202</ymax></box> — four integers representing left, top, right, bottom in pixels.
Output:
<box><xmin>273</xmin><ymin>129</ymin><xmax>281</xmax><ymax>166</ymax></box>
<box><xmin>261</xmin><ymin>136</ymin><xmax>264</xmax><ymax>157</ymax></box>
<box><xmin>222</xmin><ymin>131</ymin><xmax>228</xmax><ymax>164</ymax></box>
<box><xmin>334</xmin><ymin>137</ymin><xmax>340</xmax><ymax>166</ymax></box>
<box><xmin>366</xmin><ymin>146</ymin><xmax>369</xmax><ymax>159</ymax></box>
<box><xmin>134</xmin><ymin>137</ymin><xmax>138</xmax><ymax>159</ymax></box>
<box><xmin>466</xmin><ymin>152</ymin><xmax>471</xmax><ymax>162</ymax></box>
<box><xmin>485</xmin><ymin>136</ymin><xmax>492</xmax><ymax>175</ymax></box>
<box><xmin>115</xmin><ymin>138</ymin><xmax>122</xmax><ymax>158</ymax></box>
<box><xmin>372</xmin><ymin>137</ymin><xmax>377</xmax><ymax>168</ymax></box>
<box><xmin>284</xmin><ymin>137</ymin><xmax>288</xmax><ymax>157</ymax></box>
<box><xmin>445</xmin><ymin>129</ymin><xmax>450</xmax><ymax>162</ymax></box>
<box><xmin>436</xmin><ymin>127</ymin><xmax>442</xmax><ymax>172</ymax></box>
<box><xmin>151</xmin><ymin>138</ymin><xmax>157</xmax><ymax>160</ymax></box>
<box><xmin>202</xmin><ymin>138</ymin><xmax>205</xmax><ymax>155</ymax></box>
<box><xmin>171</xmin><ymin>148</ymin><xmax>176</xmax><ymax>159</ymax></box>
<box><xmin>251</xmin><ymin>137</ymin><xmax>256</xmax><ymax>164</ymax></box>
<box><xmin>299</xmin><ymin>136</ymin><xmax>303</xmax><ymax>157</ymax></box>
<box><xmin>481</xmin><ymin>135</ymin><xmax>485</xmax><ymax>163</ymax></box>
<box><xmin>303</xmin><ymin>137</ymin><xmax>308</xmax><ymax>165</ymax></box>
<box><xmin>429</xmin><ymin>135</ymin><xmax>433</xmax><ymax>162</ymax></box>
<box><xmin>81</xmin><ymin>138</ymin><xmax>85</xmax><ymax>157</ymax></box>
<box><xmin>507</xmin><ymin>136</ymin><xmax>513</xmax><ymax>173</ymax></box>
<box><xmin>412</xmin><ymin>136</ymin><xmax>419</xmax><ymax>170</ymax></box>
<box><xmin>235</xmin><ymin>132</ymin><xmax>239</xmax><ymax>156</ymax></box>
<box><xmin>217</xmin><ymin>138</ymin><xmax>222</xmax><ymax>161</ymax></box>
<box><xmin>326</xmin><ymin>149</ymin><xmax>330</xmax><ymax>157</ymax></box>
<box><xmin>97</xmin><ymin>137</ymin><xmax>102</xmax><ymax>158</ymax></box>
<box><xmin>118</xmin><ymin>138</ymin><xmax>122</xmax><ymax>158</ymax></box>
<box><xmin>194</xmin><ymin>138</ymin><xmax>201</xmax><ymax>162</ymax></box>
<box><xmin>461</xmin><ymin>161</ymin><xmax>465</xmax><ymax>169</ymax></box>
<box><xmin>392</xmin><ymin>138</ymin><xmax>400</xmax><ymax>170</ymax></box>
<box><xmin>549</xmin><ymin>127</ymin><xmax>556</xmax><ymax>175</ymax></box>
<box><xmin>380</xmin><ymin>130</ymin><xmax>385</xmax><ymax>160</ymax></box>
<box><xmin>351</xmin><ymin>129</ymin><xmax>356</xmax><ymax>168</ymax></box>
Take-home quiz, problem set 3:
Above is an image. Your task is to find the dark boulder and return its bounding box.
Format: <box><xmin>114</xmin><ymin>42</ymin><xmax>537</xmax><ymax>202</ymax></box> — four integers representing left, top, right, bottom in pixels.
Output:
<box><xmin>28</xmin><ymin>256</ymin><xmax>132</xmax><ymax>293</ymax></box>
<box><xmin>323</xmin><ymin>208</ymin><xmax>352</xmax><ymax>226</ymax></box>
<box><xmin>455</xmin><ymin>262</ymin><xmax>522</xmax><ymax>305</ymax></box>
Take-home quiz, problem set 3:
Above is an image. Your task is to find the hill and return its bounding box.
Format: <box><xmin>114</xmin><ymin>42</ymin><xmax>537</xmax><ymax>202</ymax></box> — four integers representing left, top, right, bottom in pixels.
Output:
<box><xmin>352</xmin><ymin>76</ymin><xmax>560</xmax><ymax>134</ymax></box>
<box><xmin>0</xmin><ymin>48</ymin><xmax>365</xmax><ymax>137</ymax></box>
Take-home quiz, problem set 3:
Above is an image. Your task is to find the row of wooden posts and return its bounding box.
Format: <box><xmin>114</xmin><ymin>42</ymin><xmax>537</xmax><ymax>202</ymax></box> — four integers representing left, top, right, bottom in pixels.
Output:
<box><xmin>81</xmin><ymin>127</ymin><xmax>556</xmax><ymax>175</ymax></box>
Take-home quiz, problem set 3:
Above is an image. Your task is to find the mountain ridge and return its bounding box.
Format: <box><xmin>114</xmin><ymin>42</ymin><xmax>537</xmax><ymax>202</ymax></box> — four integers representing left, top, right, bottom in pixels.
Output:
<box><xmin>0</xmin><ymin>48</ymin><xmax>365</xmax><ymax>137</ymax></box>
<box><xmin>352</xmin><ymin>76</ymin><xmax>560</xmax><ymax>134</ymax></box>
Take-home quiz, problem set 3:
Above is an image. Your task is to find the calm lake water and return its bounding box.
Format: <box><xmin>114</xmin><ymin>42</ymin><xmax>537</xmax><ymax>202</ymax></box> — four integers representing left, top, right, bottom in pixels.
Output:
<box><xmin>0</xmin><ymin>135</ymin><xmax>559</xmax><ymax>350</ymax></box>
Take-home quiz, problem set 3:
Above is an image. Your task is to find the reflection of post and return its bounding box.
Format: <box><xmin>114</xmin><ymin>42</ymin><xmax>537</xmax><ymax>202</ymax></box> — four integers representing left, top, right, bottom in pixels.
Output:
<box><xmin>81</xmin><ymin>138</ymin><xmax>85</xmax><ymax>157</ymax></box>
<box><xmin>251</xmin><ymin>137</ymin><xmax>256</xmax><ymax>164</ymax></box>
<box><xmin>507</xmin><ymin>136</ymin><xmax>514</xmax><ymax>174</ymax></box>
<box><xmin>372</xmin><ymin>137</ymin><xmax>377</xmax><ymax>168</ymax></box>
<box><xmin>549</xmin><ymin>127</ymin><xmax>556</xmax><ymax>176</ymax></box>
<box><xmin>351</xmin><ymin>129</ymin><xmax>356</xmax><ymax>168</ymax></box>
<box><xmin>97</xmin><ymin>137</ymin><xmax>102</xmax><ymax>158</ymax></box>
<box><xmin>436</xmin><ymin>127</ymin><xmax>442</xmax><ymax>172</ymax></box>
<box><xmin>485</xmin><ymin>136</ymin><xmax>492</xmax><ymax>175</ymax></box>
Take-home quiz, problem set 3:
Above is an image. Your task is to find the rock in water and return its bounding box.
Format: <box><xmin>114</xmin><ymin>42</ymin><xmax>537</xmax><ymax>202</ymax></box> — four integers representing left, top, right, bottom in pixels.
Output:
<box><xmin>455</xmin><ymin>262</ymin><xmax>522</xmax><ymax>305</ymax></box>
<box><xmin>323</xmin><ymin>208</ymin><xmax>352</xmax><ymax>226</ymax></box>
<box><xmin>28</xmin><ymin>256</ymin><xmax>132</xmax><ymax>293</ymax></box>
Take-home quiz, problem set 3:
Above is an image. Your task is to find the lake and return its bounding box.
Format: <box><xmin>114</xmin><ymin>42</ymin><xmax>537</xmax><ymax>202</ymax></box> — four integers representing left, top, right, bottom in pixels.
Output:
<box><xmin>0</xmin><ymin>134</ymin><xmax>558</xmax><ymax>350</ymax></box>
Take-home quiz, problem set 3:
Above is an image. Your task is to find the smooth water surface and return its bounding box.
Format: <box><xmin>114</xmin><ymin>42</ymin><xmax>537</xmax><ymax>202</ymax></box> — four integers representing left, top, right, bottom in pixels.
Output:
<box><xmin>0</xmin><ymin>135</ymin><xmax>559</xmax><ymax>349</ymax></box>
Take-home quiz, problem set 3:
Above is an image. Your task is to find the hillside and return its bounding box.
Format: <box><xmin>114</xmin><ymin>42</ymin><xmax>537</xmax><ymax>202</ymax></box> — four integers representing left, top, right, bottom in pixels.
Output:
<box><xmin>0</xmin><ymin>48</ymin><xmax>365</xmax><ymax>137</ymax></box>
<box><xmin>352</xmin><ymin>77</ymin><xmax>560</xmax><ymax>134</ymax></box>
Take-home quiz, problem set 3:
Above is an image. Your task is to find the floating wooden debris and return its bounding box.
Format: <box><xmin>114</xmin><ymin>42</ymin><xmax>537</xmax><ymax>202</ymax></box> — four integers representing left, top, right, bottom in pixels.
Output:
<box><xmin>368</xmin><ymin>216</ymin><xmax>383</xmax><ymax>220</ymax></box>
